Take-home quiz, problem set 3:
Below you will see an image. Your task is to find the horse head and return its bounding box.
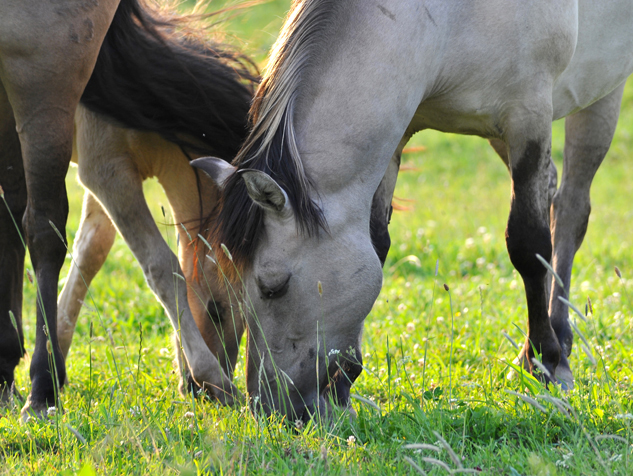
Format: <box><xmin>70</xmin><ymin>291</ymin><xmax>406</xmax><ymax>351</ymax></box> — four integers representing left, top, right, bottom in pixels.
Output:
<box><xmin>192</xmin><ymin>157</ymin><xmax>382</xmax><ymax>421</ymax></box>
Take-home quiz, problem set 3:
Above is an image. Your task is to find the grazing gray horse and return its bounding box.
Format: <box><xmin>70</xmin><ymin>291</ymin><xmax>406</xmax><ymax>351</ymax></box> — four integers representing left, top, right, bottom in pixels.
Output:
<box><xmin>0</xmin><ymin>0</ymin><xmax>253</xmax><ymax>418</ymax></box>
<box><xmin>193</xmin><ymin>0</ymin><xmax>633</xmax><ymax>421</ymax></box>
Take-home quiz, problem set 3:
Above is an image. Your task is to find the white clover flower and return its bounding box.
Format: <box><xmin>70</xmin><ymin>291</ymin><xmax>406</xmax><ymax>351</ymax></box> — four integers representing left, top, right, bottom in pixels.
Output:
<box><xmin>347</xmin><ymin>435</ymin><xmax>356</xmax><ymax>446</ymax></box>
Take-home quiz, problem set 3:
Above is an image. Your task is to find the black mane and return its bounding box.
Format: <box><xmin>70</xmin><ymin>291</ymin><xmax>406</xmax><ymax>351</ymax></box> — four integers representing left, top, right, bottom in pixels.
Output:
<box><xmin>81</xmin><ymin>0</ymin><xmax>259</xmax><ymax>160</ymax></box>
<box><xmin>213</xmin><ymin>0</ymin><xmax>337</xmax><ymax>276</ymax></box>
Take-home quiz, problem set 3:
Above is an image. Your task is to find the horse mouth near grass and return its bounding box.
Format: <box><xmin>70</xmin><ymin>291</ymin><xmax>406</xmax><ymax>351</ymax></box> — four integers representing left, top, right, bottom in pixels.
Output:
<box><xmin>249</xmin><ymin>347</ymin><xmax>363</xmax><ymax>422</ymax></box>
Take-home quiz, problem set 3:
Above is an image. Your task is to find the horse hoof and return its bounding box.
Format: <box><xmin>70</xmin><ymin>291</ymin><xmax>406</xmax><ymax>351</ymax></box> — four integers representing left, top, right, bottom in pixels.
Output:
<box><xmin>20</xmin><ymin>395</ymin><xmax>45</xmax><ymax>422</ymax></box>
<box><xmin>0</xmin><ymin>382</ymin><xmax>23</xmax><ymax>410</ymax></box>
<box><xmin>555</xmin><ymin>354</ymin><xmax>574</xmax><ymax>391</ymax></box>
<box><xmin>202</xmin><ymin>381</ymin><xmax>243</xmax><ymax>406</ymax></box>
<box><xmin>20</xmin><ymin>394</ymin><xmax>62</xmax><ymax>422</ymax></box>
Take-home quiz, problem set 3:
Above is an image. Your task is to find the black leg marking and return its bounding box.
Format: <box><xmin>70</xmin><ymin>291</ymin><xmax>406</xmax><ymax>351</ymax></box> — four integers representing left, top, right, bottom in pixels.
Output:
<box><xmin>0</xmin><ymin>94</ymin><xmax>27</xmax><ymax>402</ymax></box>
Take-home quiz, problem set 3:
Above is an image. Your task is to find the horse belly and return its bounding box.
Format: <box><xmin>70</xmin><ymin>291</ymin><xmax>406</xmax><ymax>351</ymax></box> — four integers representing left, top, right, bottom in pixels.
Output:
<box><xmin>553</xmin><ymin>1</ymin><xmax>633</xmax><ymax>119</ymax></box>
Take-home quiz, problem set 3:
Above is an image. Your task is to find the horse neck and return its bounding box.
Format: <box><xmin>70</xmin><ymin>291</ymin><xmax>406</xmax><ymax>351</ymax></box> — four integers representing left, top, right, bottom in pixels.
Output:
<box><xmin>284</xmin><ymin>2</ymin><xmax>431</xmax><ymax>216</ymax></box>
<box><xmin>150</xmin><ymin>147</ymin><xmax>219</xmax><ymax>236</ymax></box>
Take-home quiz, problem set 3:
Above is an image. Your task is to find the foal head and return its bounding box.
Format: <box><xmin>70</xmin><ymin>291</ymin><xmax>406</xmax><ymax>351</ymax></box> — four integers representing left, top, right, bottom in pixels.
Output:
<box><xmin>176</xmin><ymin>173</ymin><xmax>246</xmax><ymax>382</ymax></box>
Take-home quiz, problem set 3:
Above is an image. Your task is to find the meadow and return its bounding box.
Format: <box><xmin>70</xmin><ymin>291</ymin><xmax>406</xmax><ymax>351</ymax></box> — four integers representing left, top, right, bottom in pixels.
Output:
<box><xmin>1</xmin><ymin>2</ymin><xmax>633</xmax><ymax>474</ymax></box>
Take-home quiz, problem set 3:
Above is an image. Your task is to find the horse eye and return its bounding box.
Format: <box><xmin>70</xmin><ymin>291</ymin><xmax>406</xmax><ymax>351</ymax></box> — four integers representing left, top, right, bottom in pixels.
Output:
<box><xmin>207</xmin><ymin>300</ymin><xmax>224</xmax><ymax>323</ymax></box>
<box><xmin>258</xmin><ymin>274</ymin><xmax>291</xmax><ymax>300</ymax></box>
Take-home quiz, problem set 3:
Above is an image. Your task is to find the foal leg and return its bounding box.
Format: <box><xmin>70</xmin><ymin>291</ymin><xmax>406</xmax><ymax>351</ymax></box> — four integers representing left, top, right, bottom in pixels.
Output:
<box><xmin>504</xmin><ymin>105</ymin><xmax>561</xmax><ymax>383</ymax></box>
<box><xmin>0</xmin><ymin>84</ymin><xmax>26</xmax><ymax>403</ymax></box>
<box><xmin>77</xmin><ymin>157</ymin><xmax>238</xmax><ymax>404</ymax></box>
<box><xmin>57</xmin><ymin>191</ymin><xmax>116</xmax><ymax>359</ymax></box>
<box><xmin>158</xmin><ymin>163</ymin><xmax>245</xmax><ymax>387</ymax></box>
<box><xmin>548</xmin><ymin>82</ymin><xmax>626</xmax><ymax>388</ymax></box>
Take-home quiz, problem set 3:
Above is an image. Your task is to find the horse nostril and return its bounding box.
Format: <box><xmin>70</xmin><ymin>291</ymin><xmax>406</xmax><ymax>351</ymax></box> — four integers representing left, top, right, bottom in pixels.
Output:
<box><xmin>258</xmin><ymin>273</ymin><xmax>291</xmax><ymax>299</ymax></box>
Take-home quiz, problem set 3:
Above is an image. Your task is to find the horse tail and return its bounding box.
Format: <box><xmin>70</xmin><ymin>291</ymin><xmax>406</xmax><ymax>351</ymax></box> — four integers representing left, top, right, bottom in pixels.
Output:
<box><xmin>81</xmin><ymin>0</ymin><xmax>258</xmax><ymax>160</ymax></box>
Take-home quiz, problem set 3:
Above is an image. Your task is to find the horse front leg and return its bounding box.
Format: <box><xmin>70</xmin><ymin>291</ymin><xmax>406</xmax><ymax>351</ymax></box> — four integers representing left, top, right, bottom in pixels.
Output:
<box><xmin>489</xmin><ymin>138</ymin><xmax>558</xmax><ymax>308</ymax></box>
<box><xmin>504</xmin><ymin>108</ymin><xmax>560</xmax><ymax>383</ymax></box>
<box><xmin>57</xmin><ymin>191</ymin><xmax>116</xmax><ymax>360</ymax></box>
<box><xmin>0</xmin><ymin>0</ymin><xmax>119</xmax><ymax>419</ymax></box>
<box><xmin>548</xmin><ymin>82</ymin><xmax>626</xmax><ymax>388</ymax></box>
<box><xmin>0</xmin><ymin>84</ymin><xmax>27</xmax><ymax>404</ymax></box>
<box><xmin>14</xmin><ymin>111</ymin><xmax>73</xmax><ymax>418</ymax></box>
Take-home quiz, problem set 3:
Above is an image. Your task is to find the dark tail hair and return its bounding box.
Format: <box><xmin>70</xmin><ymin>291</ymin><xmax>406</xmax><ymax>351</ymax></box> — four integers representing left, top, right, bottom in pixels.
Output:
<box><xmin>81</xmin><ymin>0</ymin><xmax>259</xmax><ymax>160</ymax></box>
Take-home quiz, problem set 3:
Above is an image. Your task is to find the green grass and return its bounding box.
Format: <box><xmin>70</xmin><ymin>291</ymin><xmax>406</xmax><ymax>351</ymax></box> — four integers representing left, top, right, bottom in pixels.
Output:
<box><xmin>2</xmin><ymin>2</ymin><xmax>633</xmax><ymax>474</ymax></box>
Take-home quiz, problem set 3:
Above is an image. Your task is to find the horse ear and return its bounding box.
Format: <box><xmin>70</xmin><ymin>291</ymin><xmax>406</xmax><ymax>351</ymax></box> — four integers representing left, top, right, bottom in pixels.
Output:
<box><xmin>190</xmin><ymin>157</ymin><xmax>237</xmax><ymax>188</ymax></box>
<box><xmin>240</xmin><ymin>170</ymin><xmax>290</xmax><ymax>215</ymax></box>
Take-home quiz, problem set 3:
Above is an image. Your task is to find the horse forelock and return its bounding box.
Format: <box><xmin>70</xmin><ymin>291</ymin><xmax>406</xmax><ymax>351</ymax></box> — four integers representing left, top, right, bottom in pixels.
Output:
<box><xmin>212</xmin><ymin>0</ymin><xmax>335</xmax><ymax>279</ymax></box>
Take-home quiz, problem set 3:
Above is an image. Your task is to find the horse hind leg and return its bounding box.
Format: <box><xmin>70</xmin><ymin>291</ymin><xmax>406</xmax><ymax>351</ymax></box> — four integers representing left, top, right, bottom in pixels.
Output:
<box><xmin>548</xmin><ymin>82</ymin><xmax>626</xmax><ymax>389</ymax></box>
<box><xmin>0</xmin><ymin>84</ymin><xmax>27</xmax><ymax>404</ymax></box>
<box><xmin>57</xmin><ymin>191</ymin><xmax>116</xmax><ymax>360</ymax></box>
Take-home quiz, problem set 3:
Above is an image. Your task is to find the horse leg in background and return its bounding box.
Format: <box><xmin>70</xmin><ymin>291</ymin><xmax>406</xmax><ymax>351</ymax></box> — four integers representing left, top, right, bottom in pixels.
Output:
<box><xmin>57</xmin><ymin>191</ymin><xmax>116</xmax><ymax>360</ymax></box>
<box><xmin>0</xmin><ymin>84</ymin><xmax>27</xmax><ymax>404</ymax></box>
<box><xmin>323</xmin><ymin>139</ymin><xmax>406</xmax><ymax>412</ymax></box>
<box><xmin>504</xmin><ymin>101</ymin><xmax>562</xmax><ymax>383</ymax></box>
<box><xmin>76</xmin><ymin>155</ymin><xmax>239</xmax><ymax>404</ymax></box>
<box><xmin>370</xmin><ymin>139</ymin><xmax>407</xmax><ymax>267</ymax></box>
<box><xmin>188</xmin><ymin>291</ymin><xmax>245</xmax><ymax>381</ymax></box>
<box><xmin>548</xmin><ymin>82</ymin><xmax>626</xmax><ymax>388</ymax></box>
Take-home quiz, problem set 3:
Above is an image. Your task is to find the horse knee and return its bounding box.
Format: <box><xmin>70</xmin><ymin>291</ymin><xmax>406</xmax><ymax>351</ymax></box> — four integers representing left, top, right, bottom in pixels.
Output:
<box><xmin>74</xmin><ymin>209</ymin><xmax>116</xmax><ymax>272</ymax></box>
<box><xmin>22</xmin><ymin>208</ymin><xmax>68</xmax><ymax>270</ymax></box>
<box><xmin>142</xmin><ymin>260</ymin><xmax>173</xmax><ymax>301</ymax></box>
